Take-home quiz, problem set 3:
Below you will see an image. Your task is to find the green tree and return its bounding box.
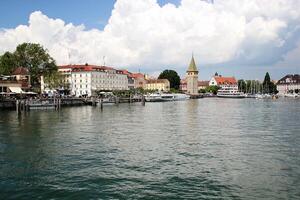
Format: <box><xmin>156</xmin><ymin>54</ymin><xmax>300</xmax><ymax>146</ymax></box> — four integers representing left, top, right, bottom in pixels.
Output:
<box><xmin>205</xmin><ymin>85</ymin><xmax>220</xmax><ymax>95</ymax></box>
<box><xmin>263</xmin><ymin>72</ymin><xmax>271</xmax><ymax>93</ymax></box>
<box><xmin>262</xmin><ymin>72</ymin><xmax>277</xmax><ymax>94</ymax></box>
<box><xmin>238</xmin><ymin>79</ymin><xmax>246</xmax><ymax>93</ymax></box>
<box><xmin>199</xmin><ymin>89</ymin><xmax>206</xmax><ymax>93</ymax></box>
<box><xmin>0</xmin><ymin>52</ymin><xmax>17</xmax><ymax>75</ymax></box>
<box><xmin>158</xmin><ymin>69</ymin><xmax>181</xmax><ymax>89</ymax></box>
<box><xmin>43</xmin><ymin>71</ymin><xmax>63</xmax><ymax>89</ymax></box>
<box><xmin>170</xmin><ymin>88</ymin><xmax>179</xmax><ymax>93</ymax></box>
<box><xmin>13</xmin><ymin>43</ymin><xmax>57</xmax><ymax>88</ymax></box>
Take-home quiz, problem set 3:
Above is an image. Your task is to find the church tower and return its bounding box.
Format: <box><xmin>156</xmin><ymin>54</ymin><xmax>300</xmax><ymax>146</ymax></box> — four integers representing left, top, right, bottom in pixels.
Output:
<box><xmin>186</xmin><ymin>55</ymin><xmax>199</xmax><ymax>95</ymax></box>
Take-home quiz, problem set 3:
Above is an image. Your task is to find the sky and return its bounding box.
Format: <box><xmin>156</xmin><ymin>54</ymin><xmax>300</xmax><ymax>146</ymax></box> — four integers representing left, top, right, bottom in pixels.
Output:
<box><xmin>0</xmin><ymin>0</ymin><xmax>299</xmax><ymax>80</ymax></box>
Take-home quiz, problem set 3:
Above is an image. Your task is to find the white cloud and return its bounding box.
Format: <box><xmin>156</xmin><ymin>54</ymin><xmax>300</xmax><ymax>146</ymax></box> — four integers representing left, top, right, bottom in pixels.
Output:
<box><xmin>0</xmin><ymin>0</ymin><xmax>300</xmax><ymax>72</ymax></box>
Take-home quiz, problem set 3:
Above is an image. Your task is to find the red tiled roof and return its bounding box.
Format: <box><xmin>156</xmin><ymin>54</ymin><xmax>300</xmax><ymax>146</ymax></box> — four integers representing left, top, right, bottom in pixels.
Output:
<box><xmin>119</xmin><ymin>69</ymin><xmax>135</xmax><ymax>77</ymax></box>
<box><xmin>12</xmin><ymin>67</ymin><xmax>29</xmax><ymax>75</ymax></box>
<box><xmin>213</xmin><ymin>76</ymin><xmax>237</xmax><ymax>85</ymax></box>
<box><xmin>147</xmin><ymin>79</ymin><xmax>169</xmax><ymax>84</ymax></box>
<box><xmin>131</xmin><ymin>73</ymin><xmax>144</xmax><ymax>79</ymax></box>
<box><xmin>198</xmin><ymin>81</ymin><xmax>209</xmax><ymax>86</ymax></box>
<box><xmin>59</xmin><ymin>64</ymin><xmax>115</xmax><ymax>71</ymax></box>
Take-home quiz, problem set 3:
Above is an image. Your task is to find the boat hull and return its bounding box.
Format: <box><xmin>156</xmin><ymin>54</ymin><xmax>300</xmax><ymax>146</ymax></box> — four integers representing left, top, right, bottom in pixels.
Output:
<box><xmin>217</xmin><ymin>95</ymin><xmax>245</xmax><ymax>98</ymax></box>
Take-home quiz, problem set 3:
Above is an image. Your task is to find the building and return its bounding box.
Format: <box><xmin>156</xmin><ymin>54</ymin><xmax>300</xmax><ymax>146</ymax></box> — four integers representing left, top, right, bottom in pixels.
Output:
<box><xmin>132</xmin><ymin>73</ymin><xmax>147</xmax><ymax>89</ymax></box>
<box><xmin>0</xmin><ymin>67</ymin><xmax>31</xmax><ymax>94</ymax></box>
<box><xmin>180</xmin><ymin>79</ymin><xmax>208</xmax><ymax>92</ymax></box>
<box><xmin>198</xmin><ymin>81</ymin><xmax>209</xmax><ymax>90</ymax></box>
<box><xmin>186</xmin><ymin>56</ymin><xmax>199</xmax><ymax>95</ymax></box>
<box><xmin>12</xmin><ymin>67</ymin><xmax>31</xmax><ymax>86</ymax></box>
<box><xmin>276</xmin><ymin>74</ymin><xmax>300</xmax><ymax>94</ymax></box>
<box><xmin>209</xmin><ymin>75</ymin><xmax>238</xmax><ymax>90</ymax></box>
<box><xmin>179</xmin><ymin>79</ymin><xmax>187</xmax><ymax>92</ymax></box>
<box><xmin>120</xmin><ymin>70</ymin><xmax>135</xmax><ymax>89</ymax></box>
<box><xmin>0</xmin><ymin>76</ymin><xmax>23</xmax><ymax>93</ymax></box>
<box><xmin>145</xmin><ymin>79</ymin><xmax>170</xmax><ymax>91</ymax></box>
<box><xmin>58</xmin><ymin>64</ymin><xmax>128</xmax><ymax>97</ymax></box>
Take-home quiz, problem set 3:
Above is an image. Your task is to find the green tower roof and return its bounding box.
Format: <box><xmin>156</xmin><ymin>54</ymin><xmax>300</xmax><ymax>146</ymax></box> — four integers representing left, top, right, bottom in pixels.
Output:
<box><xmin>187</xmin><ymin>56</ymin><xmax>198</xmax><ymax>72</ymax></box>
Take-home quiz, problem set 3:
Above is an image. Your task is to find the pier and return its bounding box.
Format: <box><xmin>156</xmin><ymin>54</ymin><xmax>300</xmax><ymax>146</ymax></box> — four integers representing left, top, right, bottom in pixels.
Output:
<box><xmin>0</xmin><ymin>96</ymin><xmax>145</xmax><ymax>111</ymax></box>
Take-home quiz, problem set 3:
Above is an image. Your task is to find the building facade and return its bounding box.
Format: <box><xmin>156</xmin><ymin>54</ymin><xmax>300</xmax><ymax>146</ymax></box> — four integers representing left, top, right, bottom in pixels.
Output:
<box><xmin>209</xmin><ymin>75</ymin><xmax>238</xmax><ymax>90</ymax></box>
<box><xmin>186</xmin><ymin>56</ymin><xmax>199</xmax><ymax>95</ymax></box>
<box><xmin>120</xmin><ymin>70</ymin><xmax>135</xmax><ymax>89</ymax></box>
<box><xmin>198</xmin><ymin>81</ymin><xmax>209</xmax><ymax>90</ymax></box>
<box><xmin>1</xmin><ymin>67</ymin><xmax>31</xmax><ymax>94</ymax></box>
<box><xmin>145</xmin><ymin>79</ymin><xmax>170</xmax><ymax>91</ymax></box>
<box><xmin>58</xmin><ymin>64</ymin><xmax>128</xmax><ymax>97</ymax></box>
<box><xmin>276</xmin><ymin>74</ymin><xmax>300</xmax><ymax>94</ymax></box>
<box><xmin>132</xmin><ymin>73</ymin><xmax>147</xmax><ymax>89</ymax></box>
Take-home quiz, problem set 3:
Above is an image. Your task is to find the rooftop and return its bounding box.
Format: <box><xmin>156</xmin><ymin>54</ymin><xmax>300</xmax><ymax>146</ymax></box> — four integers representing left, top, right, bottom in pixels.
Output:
<box><xmin>187</xmin><ymin>56</ymin><xmax>198</xmax><ymax>72</ymax></box>
<box><xmin>147</xmin><ymin>79</ymin><xmax>169</xmax><ymax>84</ymax></box>
<box><xmin>198</xmin><ymin>81</ymin><xmax>209</xmax><ymax>86</ymax></box>
<box><xmin>277</xmin><ymin>74</ymin><xmax>300</xmax><ymax>85</ymax></box>
<box><xmin>12</xmin><ymin>67</ymin><xmax>29</xmax><ymax>75</ymax></box>
<box><xmin>213</xmin><ymin>76</ymin><xmax>237</xmax><ymax>85</ymax></box>
<box><xmin>59</xmin><ymin>64</ymin><xmax>114</xmax><ymax>71</ymax></box>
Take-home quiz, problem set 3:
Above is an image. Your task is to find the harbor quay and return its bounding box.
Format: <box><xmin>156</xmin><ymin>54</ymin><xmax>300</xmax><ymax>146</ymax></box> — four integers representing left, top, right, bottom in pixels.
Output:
<box><xmin>0</xmin><ymin>95</ymin><xmax>147</xmax><ymax>111</ymax></box>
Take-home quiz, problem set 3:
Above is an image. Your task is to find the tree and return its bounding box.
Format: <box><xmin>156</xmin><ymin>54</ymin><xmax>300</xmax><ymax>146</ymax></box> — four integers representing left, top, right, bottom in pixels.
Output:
<box><xmin>262</xmin><ymin>72</ymin><xmax>277</xmax><ymax>94</ymax></box>
<box><xmin>158</xmin><ymin>70</ymin><xmax>181</xmax><ymax>89</ymax></box>
<box><xmin>0</xmin><ymin>52</ymin><xmax>17</xmax><ymax>75</ymax></box>
<box><xmin>13</xmin><ymin>43</ymin><xmax>57</xmax><ymax>88</ymax></box>
<box><xmin>43</xmin><ymin>71</ymin><xmax>63</xmax><ymax>90</ymax></box>
<box><xmin>205</xmin><ymin>85</ymin><xmax>220</xmax><ymax>95</ymax></box>
<box><xmin>263</xmin><ymin>72</ymin><xmax>271</xmax><ymax>93</ymax></box>
<box><xmin>238</xmin><ymin>79</ymin><xmax>246</xmax><ymax>93</ymax></box>
<box><xmin>199</xmin><ymin>89</ymin><xmax>206</xmax><ymax>93</ymax></box>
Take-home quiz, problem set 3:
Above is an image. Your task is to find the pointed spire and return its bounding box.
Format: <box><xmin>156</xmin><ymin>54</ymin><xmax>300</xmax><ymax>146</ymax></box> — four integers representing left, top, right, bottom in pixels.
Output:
<box><xmin>187</xmin><ymin>55</ymin><xmax>198</xmax><ymax>72</ymax></box>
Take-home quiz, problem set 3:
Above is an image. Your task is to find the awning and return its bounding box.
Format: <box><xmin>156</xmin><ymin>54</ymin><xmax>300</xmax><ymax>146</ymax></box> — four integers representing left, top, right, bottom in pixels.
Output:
<box><xmin>8</xmin><ymin>87</ymin><xmax>23</xmax><ymax>93</ymax></box>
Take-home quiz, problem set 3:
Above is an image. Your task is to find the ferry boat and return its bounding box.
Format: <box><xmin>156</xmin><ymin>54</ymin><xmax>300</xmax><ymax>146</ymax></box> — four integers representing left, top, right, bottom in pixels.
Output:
<box><xmin>145</xmin><ymin>93</ymin><xmax>189</xmax><ymax>102</ymax></box>
<box><xmin>217</xmin><ymin>87</ymin><xmax>245</xmax><ymax>98</ymax></box>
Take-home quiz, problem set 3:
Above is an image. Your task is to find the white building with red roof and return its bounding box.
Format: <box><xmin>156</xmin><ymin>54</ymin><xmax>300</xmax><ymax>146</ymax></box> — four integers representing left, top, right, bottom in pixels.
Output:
<box><xmin>57</xmin><ymin>64</ymin><xmax>128</xmax><ymax>97</ymax></box>
<box><xmin>209</xmin><ymin>75</ymin><xmax>238</xmax><ymax>90</ymax></box>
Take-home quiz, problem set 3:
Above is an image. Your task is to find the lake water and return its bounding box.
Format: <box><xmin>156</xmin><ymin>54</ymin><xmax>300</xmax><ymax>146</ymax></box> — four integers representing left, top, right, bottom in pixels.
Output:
<box><xmin>0</xmin><ymin>98</ymin><xmax>300</xmax><ymax>199</ymax></box>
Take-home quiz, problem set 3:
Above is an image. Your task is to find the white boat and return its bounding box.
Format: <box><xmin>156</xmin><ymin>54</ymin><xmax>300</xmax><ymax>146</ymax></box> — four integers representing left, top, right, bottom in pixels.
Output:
<box><xmin>244</xmin><ymin>93</ymin><xmax>256</xmax><ymax>98</ymax></box>
<box><xmin>255</xmin><ymin>94</ymin><xmax>272</xmax><ymax>99</ymax></box>
<box><xmin>173</xmin><ymin>93</ymin><xmax>190</xmax><ymax>101</ymax></box>
<box><xmin>284</xmin><ymin>93</ymin><xmax>299</xmax><ymax>98</ymax></box>
<box><xmin>145</xmin><ymin>93</ymin><xmax>173</xmax><ymax>102</ymax></box>
<box><xmin>217</xmin><ymin>88</ymin><xmax>245</xmax><ymax>98</ymax></box>
<box><xmin>145</xmin><ymin>93</ymin><xmax>189</xmax><ymax>102</ymax></box>
<box><xmin>255</xmin><ymin>94</ymin><xmax>264</xmax><ymax>99</ymax></box>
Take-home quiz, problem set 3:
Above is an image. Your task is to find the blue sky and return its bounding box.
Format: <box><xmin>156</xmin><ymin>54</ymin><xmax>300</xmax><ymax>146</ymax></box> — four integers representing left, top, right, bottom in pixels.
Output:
<box><xmin>0</xmin><ymin>0</ymin><xmax>299</xmax><ymax>80</ymax></box>
<box><xmin>0</xmin><ymin>0</ymin><xmax>180</xmax><ymax>30</ymax></box>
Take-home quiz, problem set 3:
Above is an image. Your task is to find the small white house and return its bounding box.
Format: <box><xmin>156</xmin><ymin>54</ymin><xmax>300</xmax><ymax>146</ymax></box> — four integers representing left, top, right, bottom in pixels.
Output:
<box><xmin>209</xmin><ymin>75</ymin><xmax>238</xmax><ymax>90</ymax></box>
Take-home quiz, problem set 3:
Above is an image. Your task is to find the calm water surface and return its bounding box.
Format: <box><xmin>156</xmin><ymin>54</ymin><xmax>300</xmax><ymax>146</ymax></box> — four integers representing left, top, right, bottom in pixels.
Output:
<box><xmin>0</xmin><ymin>98</ymin><xmax>300</xmax><ymax>199</ymax></box>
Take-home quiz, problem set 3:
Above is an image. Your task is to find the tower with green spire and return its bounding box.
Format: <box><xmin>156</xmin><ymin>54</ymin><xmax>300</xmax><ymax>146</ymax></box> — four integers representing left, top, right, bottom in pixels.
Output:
<box><xmin>186</xmin><ymin>55</ymin><xmax>199</xmax><ymax>95</ymax></box>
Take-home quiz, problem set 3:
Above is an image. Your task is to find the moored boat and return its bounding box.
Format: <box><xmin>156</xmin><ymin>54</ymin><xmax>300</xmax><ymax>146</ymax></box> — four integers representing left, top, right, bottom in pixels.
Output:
<box><xmin>217</xmin><ymin>88</ymin><xmax>245</xmax><ymax>98</ymax></box>
<box><xmin>284</xmin><ymin>93</ymin><xmax>299</xmax><ymax>98</ymax></box>
<box><xmin>145</xmin><ymin>93</ymin><xmax>189</xmax><ymax>102</ymax></box>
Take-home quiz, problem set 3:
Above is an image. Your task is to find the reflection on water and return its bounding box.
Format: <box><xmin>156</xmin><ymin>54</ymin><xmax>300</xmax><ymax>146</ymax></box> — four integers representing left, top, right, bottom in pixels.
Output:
<box><xmin>0</xmin><ymin>98</ymin><xmax>300</xmax><ymax>199</ymax></box>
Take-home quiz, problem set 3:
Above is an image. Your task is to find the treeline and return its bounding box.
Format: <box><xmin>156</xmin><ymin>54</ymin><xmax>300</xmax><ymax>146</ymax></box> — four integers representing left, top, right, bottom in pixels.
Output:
<box><xmin>0</xmin><ymin>43</ymin><xmax>58</xmax><ymax>90</ymax></box>
<box><xmin>238</xmin><ymin>72</ymin><xmax>277</xmax><ymax>94</ymax></box>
